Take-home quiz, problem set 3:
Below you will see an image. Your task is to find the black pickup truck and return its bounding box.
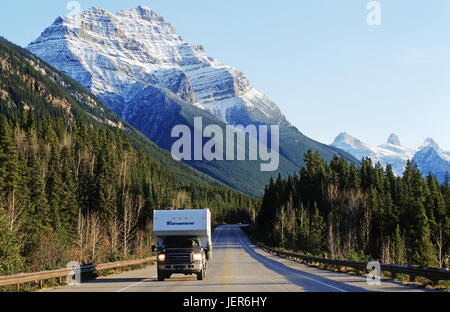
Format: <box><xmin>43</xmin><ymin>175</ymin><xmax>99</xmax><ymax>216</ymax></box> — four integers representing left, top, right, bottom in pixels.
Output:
<box><xmin>154</xmin><ymin>236</ymin><xmax>209</xmax><ymax>281</ymax></box>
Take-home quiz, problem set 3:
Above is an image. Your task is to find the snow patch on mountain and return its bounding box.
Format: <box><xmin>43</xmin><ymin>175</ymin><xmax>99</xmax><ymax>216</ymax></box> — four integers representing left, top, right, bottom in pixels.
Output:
<box><xmin>418</xmin><ymin>138</ymin><xmax>450</xmax><ymax>161</ymax></box>
<box><xmin>387</xmin><ymin>134</ymin><xmax>401</xmax><ymax>146</ymax></box>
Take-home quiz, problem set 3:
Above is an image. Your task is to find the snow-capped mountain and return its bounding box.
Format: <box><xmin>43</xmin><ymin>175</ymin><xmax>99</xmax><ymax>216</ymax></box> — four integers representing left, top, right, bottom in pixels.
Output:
<box><xmin>27</xmin><ymin>5</ymin><xmax>284</xmax><ymax>126</ymax></box>
<box><xmin>25</xmin><ymin>5</ymin><xmax>357</xmax><ymax>195</ymax></box>
<box><xmin>413</xmin><ymin>138</ymin><xmax>450</xmax><ymax>183</ymax></box>
<box><xmin>331</xmin><ymin>133</ymin><xmax>449</xmax><ymax>182</ymax></box>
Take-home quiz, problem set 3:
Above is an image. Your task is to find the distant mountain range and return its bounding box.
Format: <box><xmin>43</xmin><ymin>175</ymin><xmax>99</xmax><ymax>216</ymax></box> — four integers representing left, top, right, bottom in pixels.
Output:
<box><xmin>331</xmin><ymin>133</ymin><xmax>449</xmax><ymax>183</ymax></box>
<box><xmin>26</xmin><ymin>5</ymin><xmax>357</xmax><ymax>195</ymax></box>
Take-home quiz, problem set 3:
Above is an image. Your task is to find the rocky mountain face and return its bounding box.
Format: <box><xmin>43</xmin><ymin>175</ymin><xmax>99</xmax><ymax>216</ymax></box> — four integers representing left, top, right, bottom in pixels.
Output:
<box><xmin>331</xmin><ymin>133</ymin><xmax>449</xmax><ymax>183</ymax></box>
<box><xmin>413</xmin><ymin>138</ymin><xmax>450</xmax><ymax>183</ymax></box>
<box><xmin>27</xmin><ymin>5</ymin><xmax>284</xmax><ymax>126</ymax></box>
<box><xmin>0</xmin><ymin>36</ymin><xmax>224</xmax><ymax>189</ymax></box>
<box><xmin>27</xmin><ymin>5</ymin><xmax>357</xmax><ymax>195</ymax></box>
<box><xmin>0</xmin><ymin>36</ymin><xmax>126</xmax><ymax>130</ymax></box>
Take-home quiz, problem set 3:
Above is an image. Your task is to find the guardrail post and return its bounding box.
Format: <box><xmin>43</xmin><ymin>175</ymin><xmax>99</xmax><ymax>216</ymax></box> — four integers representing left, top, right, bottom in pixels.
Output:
<box><xmin>409</xmin><ymin>275</ymin><xmax>416</xmax><ymax>283</ymax></box>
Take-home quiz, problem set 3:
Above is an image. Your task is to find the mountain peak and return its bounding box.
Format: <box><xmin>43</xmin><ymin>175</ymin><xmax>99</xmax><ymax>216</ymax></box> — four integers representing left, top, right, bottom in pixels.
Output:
<box><xmin>27</xmin><ymin>4</ymin><xmax>270</xmax><ymax>121</ymax></box>
<box><xmin>122</xmin><ymin>5</ymin><xmax>171</xmax><ymax>26</ymax></box>
<box><xmin>136</xmin><ymin>4</ymin><xmax>154</xmax><ymax>14</ymax></box>
<box><xmin>387</xmin><ymin>134</ymin><xmax>401</xmax><ymax>146</ymax></box>
<box><xmin>87</xmin><ymin>6</ymin><xmax>108</xmax><ymax>15</ymax></box>
<box><xmin>334</xmin><ymin>132</ymin><xmax>351</xmax><ymax>140</ymax></box>
<box><xmin>421</xmin><ymin>138</ymin><xmax>440</xmax><ymax>151</ymax></box>
<box><xmin>135</xmin><ymin>4</ymin><xmax>154</xmax><ymax>16</ymax></box>
<box><xmin>332</xmin><ymin>132</ymin><xmax>367</xmax><ymax>150</ymax></box>
<box><xmin>137</xmin><ymin>4</ymin><xmax>151</xmax><ymax>10</ymax></box>
<box><xmin>333</xmin><ymin>132</ymin><xmax>349</xmax><ymax>144</ymax></box>
<box><xmin>413</xmin><ymin>138</ymin><xmax>450</xmax><ymax>183</ymax></box>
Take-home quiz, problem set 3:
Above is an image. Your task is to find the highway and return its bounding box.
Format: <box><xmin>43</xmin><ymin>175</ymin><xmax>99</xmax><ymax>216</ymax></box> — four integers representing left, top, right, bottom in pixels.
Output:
<box><xmin>44</xmin><ymin>225</ymin><xmax>430</xmax><ymax>292</ymax></box>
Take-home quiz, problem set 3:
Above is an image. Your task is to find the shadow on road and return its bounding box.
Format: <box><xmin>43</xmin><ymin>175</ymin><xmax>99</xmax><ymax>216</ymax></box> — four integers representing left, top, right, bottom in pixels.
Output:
<box><xmin>233</xmin><ymin>227</ymin><xmax>369</xmax><ymax>292</ymax></box>
<box><xmin>85</xmin><ymin>278</ymin><xmax>147</xmax><ymax>284</ymax></box>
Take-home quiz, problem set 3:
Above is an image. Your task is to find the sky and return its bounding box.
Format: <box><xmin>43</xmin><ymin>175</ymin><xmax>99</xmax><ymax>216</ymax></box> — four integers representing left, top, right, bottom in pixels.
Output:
<box><xmin>0</xmin><ymin>0</ymin><xmax>449</xmax><ymax>150</ymax></box>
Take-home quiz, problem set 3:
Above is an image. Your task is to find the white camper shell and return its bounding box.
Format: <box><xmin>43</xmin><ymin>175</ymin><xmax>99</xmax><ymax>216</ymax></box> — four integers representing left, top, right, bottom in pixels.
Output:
<box><xmin>153</xmin><ymin>209</ymin><xmax>212</xmax><ymax>250</ymax></box>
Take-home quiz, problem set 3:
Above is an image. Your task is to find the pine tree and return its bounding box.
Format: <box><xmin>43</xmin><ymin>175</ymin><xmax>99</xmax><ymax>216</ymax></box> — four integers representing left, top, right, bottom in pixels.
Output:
<box><xmin>392</xmin><ymin>225</ymin><xmax>405</xmax><ymax>265</ymax></box>
<box><xmin>0</xmin><ymin>207</ymin><xmax>23</xmax><ymax>274</ymax></box>
<box><xmin>22</xmin><ymin>156</ymin><xmax>51</xmax><ymax>257</ymax></box>
<box><xmin>58</xmin><ymin>146</ymin><xmax>78</xmax><ymax>244</ymax></box>
<box><xmin>0</xmin><ymin>116</ymin><xmax>21</xmax><ymax>230</ymax></box>
<box><xmin>402</xmin><ymin>163</ymin><xmax>437</xmax><ymax>267</ymax></box>
<box><xmin>309</xmin><ymin>202</ymin><xmax>326</xmax><ymax>256</ymax></box>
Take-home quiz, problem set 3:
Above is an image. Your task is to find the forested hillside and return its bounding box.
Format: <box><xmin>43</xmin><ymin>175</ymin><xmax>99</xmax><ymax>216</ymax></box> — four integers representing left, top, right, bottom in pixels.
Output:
<box><xmin>256</xmin><ymin>150</ymin><xmax>450</xmax><ymax>268</ymax></box>
<box><xmin>0</xmin><ymin>37</ymin><xmax>258</xmax><ymax>276</ymax></box>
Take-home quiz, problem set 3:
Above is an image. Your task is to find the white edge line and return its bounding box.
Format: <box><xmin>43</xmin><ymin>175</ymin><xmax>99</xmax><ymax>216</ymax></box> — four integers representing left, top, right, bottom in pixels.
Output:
<box><xmin>115</xmin><ymin>278</ymin><xmax>153</xmax><ymax>293</ymax></box>
<box><xmin>233</xmin><ymin>227</ymin><xmax>347</xmax><ymax>293</ymax></box>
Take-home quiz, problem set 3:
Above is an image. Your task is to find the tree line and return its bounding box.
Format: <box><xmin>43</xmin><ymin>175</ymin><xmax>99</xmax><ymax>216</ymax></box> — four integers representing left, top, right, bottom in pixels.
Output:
<box><xmin>255</xmin><ymin>150</ymin><xmax>449</xmax><ymax>268</ymax></box>
<box><xmin>0</xmin><ymin>112</ymin><xmax>257</xmax><ymax>275</ymax></box>
<box><xmin>0</xmin><ymin>36</ymin><xmax>257</xmax><ymax>276</ymax></box>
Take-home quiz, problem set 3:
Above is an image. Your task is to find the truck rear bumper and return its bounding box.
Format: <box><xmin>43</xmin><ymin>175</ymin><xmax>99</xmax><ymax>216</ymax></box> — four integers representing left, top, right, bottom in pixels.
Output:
<box><xmin>158</xmin><ymin>263</ymin><xmax>202</xmax><ymax>274</ymax></box>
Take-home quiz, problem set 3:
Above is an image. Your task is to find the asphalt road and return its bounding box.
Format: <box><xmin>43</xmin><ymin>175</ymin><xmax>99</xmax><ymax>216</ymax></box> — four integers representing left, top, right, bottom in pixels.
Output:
<box><xmin>44</xmin><ymin>225</ymin><xmax>430</xmax><ymax>292</ymax></box>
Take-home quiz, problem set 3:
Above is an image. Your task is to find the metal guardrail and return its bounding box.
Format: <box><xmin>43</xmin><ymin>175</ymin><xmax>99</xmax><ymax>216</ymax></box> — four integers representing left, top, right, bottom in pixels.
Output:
<box><xmin>253</xmin><ymin>241</ymin><xmax>450</xmax><ymax>284</ymax></box>
<box><xmin>0</xmin><ymin>256</ymin><xmax>156</xmax><ymax>290</ymax></box>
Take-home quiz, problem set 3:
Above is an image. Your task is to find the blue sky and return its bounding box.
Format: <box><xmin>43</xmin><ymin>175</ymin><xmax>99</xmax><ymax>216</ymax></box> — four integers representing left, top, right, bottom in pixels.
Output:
<box><xmin>1</xmin><ymin>0</ymin><xmax>449</xmax><ymax>150</ymax></box>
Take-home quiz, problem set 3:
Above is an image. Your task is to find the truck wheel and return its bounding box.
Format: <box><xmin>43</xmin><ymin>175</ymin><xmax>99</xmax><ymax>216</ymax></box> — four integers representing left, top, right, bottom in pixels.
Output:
<box><xmin>197</xmin><ymin>266</ymin><xmax>205</xmax><ymax>280</ymax></box>
<box><xmin>157</xmin><ymin>270</ymin><xmax>165</xmax><ymax>281</ymax></box>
